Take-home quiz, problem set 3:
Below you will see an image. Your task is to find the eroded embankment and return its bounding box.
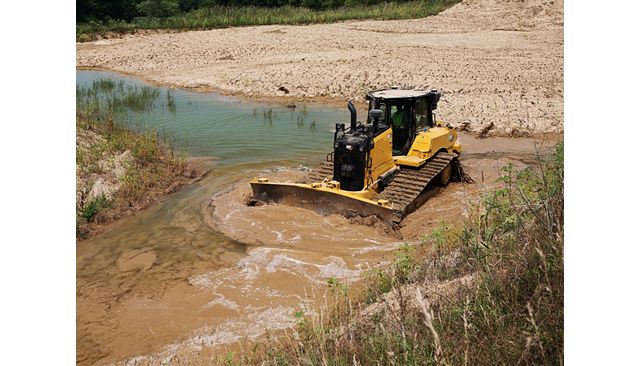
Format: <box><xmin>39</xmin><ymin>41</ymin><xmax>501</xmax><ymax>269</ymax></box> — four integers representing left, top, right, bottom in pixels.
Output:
<box><xmin>76</xmin><ymin>0</ymin><xmax>564</xmax><ymax>136</ymax></box>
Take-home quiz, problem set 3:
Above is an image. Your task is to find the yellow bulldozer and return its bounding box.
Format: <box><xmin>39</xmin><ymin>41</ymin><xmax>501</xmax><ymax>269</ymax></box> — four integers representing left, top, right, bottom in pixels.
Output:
<box><xmin>250</xmin><ymin>87</ymin><xmax>463</xmax><ymax>226</ymax></box>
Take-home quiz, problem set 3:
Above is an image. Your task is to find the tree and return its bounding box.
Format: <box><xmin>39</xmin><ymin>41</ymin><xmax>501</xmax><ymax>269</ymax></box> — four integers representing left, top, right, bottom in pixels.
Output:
<box><xmin>77</xmin><ymin>0</ymin><xmax>139</xmax><ymax>22</ymax></box>
<box><xmin>137</xmin><ymin>0</ymin><xmax>181</xmax><ymax>18</ymax></box>
<box><xmin>301</xmin><ymin>0</ymin><xmax>324</xmax><ymax>10</ymax></box>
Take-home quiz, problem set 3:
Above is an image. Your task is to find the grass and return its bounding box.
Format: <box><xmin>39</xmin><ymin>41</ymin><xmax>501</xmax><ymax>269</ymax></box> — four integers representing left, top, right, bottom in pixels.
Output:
<box><xmin>166</xmin><ymin>89</ymin><xmax>177</xmax><ymax>113</ymax></box>
<box><xmin>227</xmin><ymin>143</ymin><xmax>564</xmax><ymax>365</ymax></box>
<box><xmin>76</xmin><ymin>78</ymin><xmax>186</xmax><ymax>239</ymax></box>
<box><xmin>76</xmin><ymin>78</ymin><xmax>164</xmax><ymax>115</ymax></box>
<box><xmin>81</xmin><ymin>194</ymin><xmax>112</xmax><ymax>222</ymax></box>
<box><xmin>76</xmin><ymin>0</ymin><xmax>460</xmax><ymax>41</ymax></box>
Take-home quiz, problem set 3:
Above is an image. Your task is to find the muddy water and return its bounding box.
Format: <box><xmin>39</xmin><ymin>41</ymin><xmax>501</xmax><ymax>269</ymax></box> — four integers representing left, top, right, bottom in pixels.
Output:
<box><xmin>77</xmin><ymin>163</ymin><xmax>401</xmax><ymax>365</ymax></box>
<box><xmin>76</xmin><ymin>70</ymin><xmax>562</xmax><ymax>365</ymax></box>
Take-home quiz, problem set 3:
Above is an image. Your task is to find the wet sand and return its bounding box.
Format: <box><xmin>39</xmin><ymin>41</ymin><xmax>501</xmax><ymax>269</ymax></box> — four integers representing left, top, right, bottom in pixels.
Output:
<box><xmin>76</xmin><ymin>0</ymin><xmax>564</xmax><ymax>136</ymax></box>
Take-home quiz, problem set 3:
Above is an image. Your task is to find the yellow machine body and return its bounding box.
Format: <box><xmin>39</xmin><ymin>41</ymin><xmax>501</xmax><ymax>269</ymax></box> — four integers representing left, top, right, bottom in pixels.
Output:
<box><xmin>368</xmin><ymin>127</ymin><xmax>396</xmax><ymax>186</ymax></box>
<box><xmin>394</xmin><ymin>125</ymin><xmax>462</xmax><ymax>167</ymax></box>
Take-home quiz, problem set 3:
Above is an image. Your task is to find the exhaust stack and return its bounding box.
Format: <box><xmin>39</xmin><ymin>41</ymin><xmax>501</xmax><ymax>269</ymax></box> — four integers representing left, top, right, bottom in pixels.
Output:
<box><xmin>347</xmin><ymin>100</ymin><xmax>357</xmax><ymax>130</ymax></box>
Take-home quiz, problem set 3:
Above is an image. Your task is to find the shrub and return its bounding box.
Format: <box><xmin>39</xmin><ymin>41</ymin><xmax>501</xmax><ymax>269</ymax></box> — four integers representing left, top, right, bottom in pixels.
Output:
<box><xmin>81</xmin><ymin>195</ymin><xmax>112</xmax><ymax>222</ymax></box>
<box><xmin>77</xmin><ymin>33</ymin><xmax>92</xmax><ymax>42</ymax></box>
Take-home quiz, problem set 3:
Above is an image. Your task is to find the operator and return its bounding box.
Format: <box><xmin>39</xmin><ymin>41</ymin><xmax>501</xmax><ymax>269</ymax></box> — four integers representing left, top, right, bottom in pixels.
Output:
<box><xmin>391</xmin><ymin>104</ymin><xmax>410</xmax><ymax>153</ymax></box>
<box><xmin>391</xmin><ymin>104</ymin><xmax>409</xmax><ymax>128</ymax></box>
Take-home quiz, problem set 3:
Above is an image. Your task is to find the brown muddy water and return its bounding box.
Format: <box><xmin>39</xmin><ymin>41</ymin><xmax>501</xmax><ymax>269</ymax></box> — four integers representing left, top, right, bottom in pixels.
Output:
<box><xmin>77</xmin><ymin>70</ymin><xmax>561</xmax><ymax>365</ymax></box>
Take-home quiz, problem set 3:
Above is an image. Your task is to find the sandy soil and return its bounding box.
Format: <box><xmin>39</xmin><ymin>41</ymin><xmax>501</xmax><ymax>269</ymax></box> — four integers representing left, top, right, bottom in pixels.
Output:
<box><xmin>76</xmin><ymin>0</ymin><xmax>563</xmax><ymax>136</ymax></box>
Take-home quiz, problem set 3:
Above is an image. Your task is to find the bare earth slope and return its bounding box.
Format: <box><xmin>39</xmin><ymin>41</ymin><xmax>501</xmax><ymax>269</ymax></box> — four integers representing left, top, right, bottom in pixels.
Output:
<box><xmin>77</xmin><ymin>0</ymin><xmax>563</xmax><ymax>136</ymax></box>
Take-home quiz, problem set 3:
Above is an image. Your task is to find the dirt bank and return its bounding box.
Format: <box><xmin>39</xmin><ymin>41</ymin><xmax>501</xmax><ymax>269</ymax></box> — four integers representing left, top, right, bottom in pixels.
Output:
<box><xmin>76</xmin><ymin>0</ymin><xmax>563</xmax><ymax>136</ymax></box>
<box><xmin>76</xmin><ymin>123</ymin><xmax>215</xmax><ymax>240</ymax></box>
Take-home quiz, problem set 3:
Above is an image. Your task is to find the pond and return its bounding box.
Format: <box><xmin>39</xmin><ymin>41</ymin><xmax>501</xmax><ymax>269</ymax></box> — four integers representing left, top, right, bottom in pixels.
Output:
<box><xmin>76</xmin><ymin>70</ymin><xmax>349</xmax><ymax>165</ymax></box>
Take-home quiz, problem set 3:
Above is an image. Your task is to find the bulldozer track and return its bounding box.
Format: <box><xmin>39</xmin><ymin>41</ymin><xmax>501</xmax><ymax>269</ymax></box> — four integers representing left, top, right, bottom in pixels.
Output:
<box><xmin>379</xmin><ymin>152</ymin><xmax>457</xmax><ymax>214</ymax></box>
<box><xmin>305</xmin><ymin>152</ymin><xmax>458</xmax><ymax>221</ymax></box>
<box><xmin>306</xmin><ymin>160</ymin><xmax>335</xmax><ymax>183</ymax></box>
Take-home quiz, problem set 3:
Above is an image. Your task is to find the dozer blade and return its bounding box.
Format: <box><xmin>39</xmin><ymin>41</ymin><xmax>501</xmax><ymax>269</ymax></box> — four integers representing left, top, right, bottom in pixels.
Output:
<box><xmin>250</xmin><ymin>181</ymin><xmax>401</xmax><ymax>225</ymax></box>
<box><xmin>251</xmin><ymin>152</ymin><xmax>459</xmax><ymax>226</ymax></box>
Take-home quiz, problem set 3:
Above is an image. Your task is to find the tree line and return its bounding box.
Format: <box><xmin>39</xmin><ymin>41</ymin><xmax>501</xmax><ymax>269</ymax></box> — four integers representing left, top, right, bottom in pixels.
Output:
<box><xmin>77</xmin><ymin>0</ymin><xmax>413</xmax><ymax>22</ymax></box>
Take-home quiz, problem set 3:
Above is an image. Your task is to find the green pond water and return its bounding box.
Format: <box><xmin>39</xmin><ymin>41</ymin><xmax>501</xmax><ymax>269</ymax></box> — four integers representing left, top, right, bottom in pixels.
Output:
<box><xmin>76</xmin><ymin>70</ymin><xmax>349</xmax><ymax>165</ymax></box>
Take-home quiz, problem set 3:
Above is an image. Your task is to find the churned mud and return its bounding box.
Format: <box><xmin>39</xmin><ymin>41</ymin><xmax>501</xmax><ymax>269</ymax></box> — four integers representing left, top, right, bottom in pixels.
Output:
<box><xmin>207</xmin><ymin>170</ymin><xmax>399</xmax><ymax>246</ymax></box>
<box><xmin>78</xmin><ymin>184</ymin><xmax>404</xmax><ymax>365</ymax></box>
<box><xmin>76</xmin><ymin>0</ymin><xmax>564</xmax><ymax>136</ymax></box>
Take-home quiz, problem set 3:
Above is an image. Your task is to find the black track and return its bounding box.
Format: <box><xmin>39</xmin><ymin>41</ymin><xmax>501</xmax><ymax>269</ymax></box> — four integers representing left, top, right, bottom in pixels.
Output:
<box><xmin>378</xmin><ymin>152</ymin><xmax>457</xmax><ymax>213</ymax></box>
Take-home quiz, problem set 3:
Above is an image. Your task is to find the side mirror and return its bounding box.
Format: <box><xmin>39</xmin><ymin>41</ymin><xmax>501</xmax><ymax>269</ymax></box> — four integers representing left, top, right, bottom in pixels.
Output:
<box><xmin>368</xmin><ymin>109</ymin><xmax>383</xmax><ymax>120</ymax></box>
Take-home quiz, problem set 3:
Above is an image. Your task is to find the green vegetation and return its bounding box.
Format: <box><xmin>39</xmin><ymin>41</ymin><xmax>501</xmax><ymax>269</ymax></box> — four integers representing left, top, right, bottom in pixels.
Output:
<box><xmin>233</xmin><ymin>144</ymin><xmax>564</xmax><ymax>364</ymax></box>
<box><xmin>76</xmin><ymin>79</ymin><xmax>186</xmax><ymax>239</ymax></box>
<box><xmin>76</xmin><ymin>78</ymin><xmax>165</xmax><ymax>115</ymax></box>
<box><xmin>77</xmin><ymin>0</ymin><xmax>460</xmax><ymax>41</ymax></box>
<box><xmin>138</xmin><ymin>0</ymin><xmax>181</xmax><ymax>18</ymax></box>
<box><xmin>81</xmin><ymin>194</ymin><xmax>112</xmax><ymax>222</ymax></box>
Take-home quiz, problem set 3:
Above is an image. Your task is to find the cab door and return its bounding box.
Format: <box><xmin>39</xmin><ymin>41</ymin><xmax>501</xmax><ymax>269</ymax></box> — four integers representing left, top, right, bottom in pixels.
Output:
<box><xmin>389</xmin><ymin>102</ymin><xmax>414</xmax><ymax>155</ymax></box>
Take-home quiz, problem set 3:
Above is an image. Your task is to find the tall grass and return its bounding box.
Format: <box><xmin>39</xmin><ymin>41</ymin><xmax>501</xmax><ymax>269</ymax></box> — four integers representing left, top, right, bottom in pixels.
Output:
<box><xmin>77</xmin><ymin>0</ymin><xmax>460</xmax><ymax>41</ymax></box>
<box><xmin>76</xmin><ymin>78</ymin><xmax>165</xmax><ymax>116</ymax></box>
<box><xmin>231</xmin><ymin>143</ymin><xmax>564</xmax><ymax>364</ymax></box>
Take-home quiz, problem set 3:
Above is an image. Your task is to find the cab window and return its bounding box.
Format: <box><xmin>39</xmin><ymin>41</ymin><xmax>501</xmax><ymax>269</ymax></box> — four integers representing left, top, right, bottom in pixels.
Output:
<box><xmin>389</xmin><ymin>103</ymin><xmax>411</xmax><ymax>155</ymax></box>
<box><xmin>415</xmin><ymin>98</ymin><xmax>429</xmax><ymax>130</ymax></box>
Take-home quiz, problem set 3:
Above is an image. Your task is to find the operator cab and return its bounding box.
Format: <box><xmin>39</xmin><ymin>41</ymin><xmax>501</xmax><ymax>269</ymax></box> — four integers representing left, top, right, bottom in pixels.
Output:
<box><xmin>331</xmin><ymin>88</ymin><xmax>442</xmax><ymax>192</ymax></box>
<box><xmin>366</xmin><ymin>88</ymin><xmax>441</xmax><ymax>155</ymax></box>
